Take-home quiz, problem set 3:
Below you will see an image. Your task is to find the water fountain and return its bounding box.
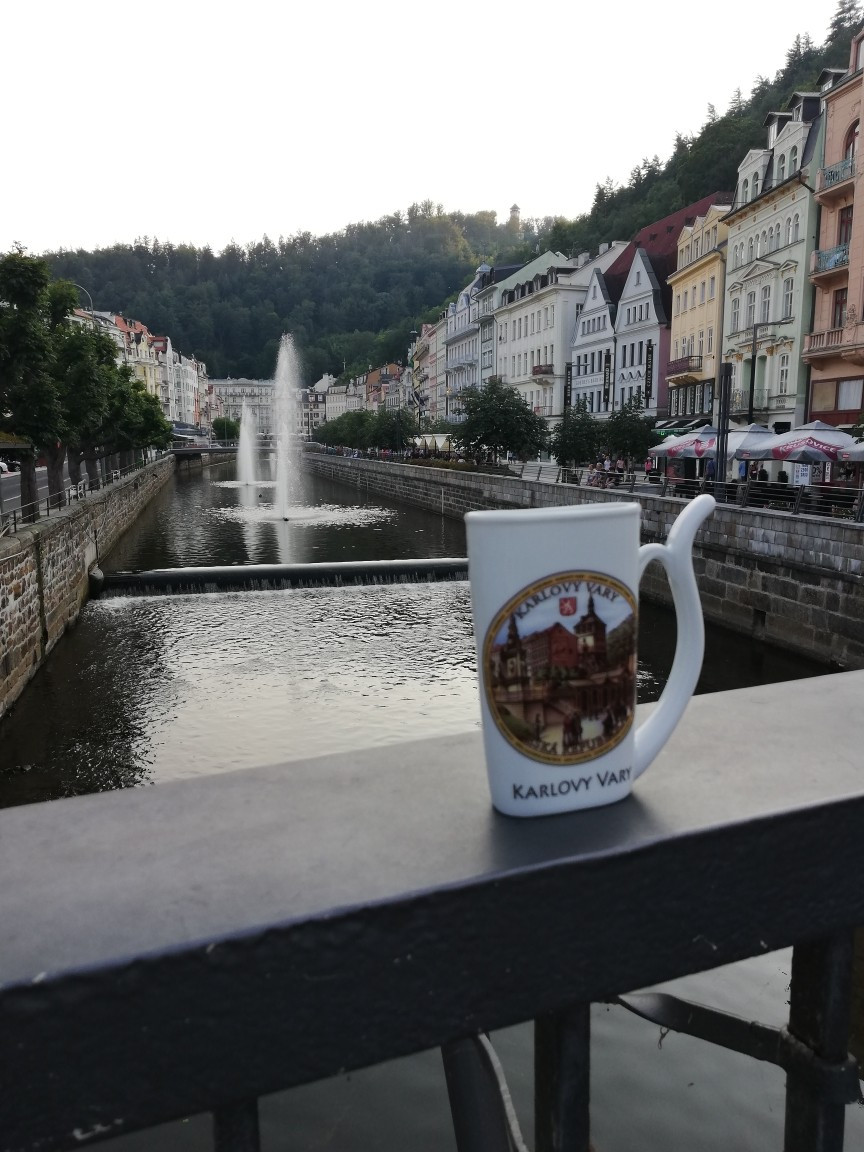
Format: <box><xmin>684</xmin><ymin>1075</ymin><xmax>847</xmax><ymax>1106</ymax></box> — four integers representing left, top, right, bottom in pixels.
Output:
<box><xmin>273</xmin><ymin>333</ymin><xmax>301</xmax><ymax>520</ymax></box>
<box><xmin>237</xmin><ymin>401</ymin><xmax>258</xmax><ymax>486</ymax></box>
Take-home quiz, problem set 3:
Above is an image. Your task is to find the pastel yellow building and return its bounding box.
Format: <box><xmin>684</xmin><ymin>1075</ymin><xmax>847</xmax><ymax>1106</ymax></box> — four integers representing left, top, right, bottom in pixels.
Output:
<box><xmin>666</xmin><ymin>202</ymin><xmax>731</xmax><ymax>425</ymax></box>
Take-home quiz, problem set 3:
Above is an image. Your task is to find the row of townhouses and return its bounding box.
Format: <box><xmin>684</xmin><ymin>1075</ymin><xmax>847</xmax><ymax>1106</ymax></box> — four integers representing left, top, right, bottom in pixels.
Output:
<box><xmin>72</xmin><ymin>309</ymin><xmax>214</xmax><ymax>434</ymax></box>
<box><xmin>397</xmin><ymin>32</ymin><xmax>864</xmax><ymax>441</ymax></box>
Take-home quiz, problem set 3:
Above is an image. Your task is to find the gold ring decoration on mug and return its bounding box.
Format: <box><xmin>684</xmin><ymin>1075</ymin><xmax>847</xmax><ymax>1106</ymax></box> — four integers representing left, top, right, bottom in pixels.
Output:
<box><xmin>482</xmin><ymin>570</ymin><xmax>637</xmax><ymax>767</ymax></box>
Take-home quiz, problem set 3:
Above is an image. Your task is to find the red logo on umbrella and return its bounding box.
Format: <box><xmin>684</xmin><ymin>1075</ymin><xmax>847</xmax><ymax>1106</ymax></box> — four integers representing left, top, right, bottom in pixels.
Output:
<box><xmin>559</xmin><ymin>597</ymin><xmax>577</xmax><ymax>616</ymax></box>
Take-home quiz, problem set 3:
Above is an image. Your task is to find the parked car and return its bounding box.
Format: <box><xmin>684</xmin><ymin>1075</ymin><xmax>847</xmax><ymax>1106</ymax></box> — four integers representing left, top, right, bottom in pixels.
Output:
<box><xmin>0</xmin><ymin>460</ymin><xmax>9</xmax><ymax>474</ymax></box>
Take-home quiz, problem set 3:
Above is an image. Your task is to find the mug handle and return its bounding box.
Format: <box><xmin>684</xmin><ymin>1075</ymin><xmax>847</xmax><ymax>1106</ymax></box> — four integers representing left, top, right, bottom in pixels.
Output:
<box><xmin>632</xmin><ymin>494</ymin><xmax>716</xmax><ymax>779</ymax></box>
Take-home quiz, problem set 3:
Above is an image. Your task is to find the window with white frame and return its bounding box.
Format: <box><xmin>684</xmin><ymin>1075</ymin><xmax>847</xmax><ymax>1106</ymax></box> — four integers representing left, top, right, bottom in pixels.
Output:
<box><xmin>783</xmin><ymin>277</ymin><xmax>794</xmax><ymax>318</ymax></box>
<box><xmin>779</xmin><ymin>353</ymin><xmax>790</xmax><ymax>394</ymax></box>
<box><xmin>746</xmin><ymin>291</ymin><xmax>756</xmax><ymax>327</ymax></box>
<box><xmin>731</xmin><ymin>297</ymin><xmax>740</xmax><ymax>331</ymax></box>
<box><xmin>793</xmin><ymin>214</ymin><xmax>800</xmax><ymax>242</ymax></box>
<box><xmin>760</xmin><ymin>285</ymin><xmax>771</xmax><ymax>323</ymax></box>
<box><xmin>790</xmin><ymin>146</ymin><xmax>798</xmax><ymax>173</ymax></box>
<box><xmin>709</xmin><ymin>275</ymin><xmax>716</xmax><ymax>299</ymax></box>
<box><xmin>700</xmin><ymin>281</ymin><xmax>706</xmax><ymax>303</ymax></box>
<box><xmin>753</xmin><ymin>172</ymin><xmax>760</xmax><ymax>197</ymax></box>
<box><xmin>777</xmin><ymin>154</ymin><xmax>786</xmax><ymax>181</ymax></box>
<box><xmin>707</xmin><ymin>327</ymin><xmax>714</xmax><ymax>353</ymax></box>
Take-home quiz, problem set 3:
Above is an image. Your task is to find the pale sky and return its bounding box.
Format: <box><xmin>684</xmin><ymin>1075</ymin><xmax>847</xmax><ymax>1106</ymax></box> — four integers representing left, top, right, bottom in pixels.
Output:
<box><xmin>1</xmin><ymin>0</ymin><xmax>843</xmax><ymax>256</ymax></box>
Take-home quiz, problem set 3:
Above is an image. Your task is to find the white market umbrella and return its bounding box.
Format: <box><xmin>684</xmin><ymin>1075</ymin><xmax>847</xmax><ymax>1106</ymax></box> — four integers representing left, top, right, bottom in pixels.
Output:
<box><xmin>725</xmin><ymin>423</ymin><xmax>775</xmax><ymax>460</ymax></box>
<box><xmin>648</xmin><ymin>426</ymin><xmax>719</xmax><ymax>459</ymax></box>
<box><xmin>760</xmin><ymin>421</ymin><xmax>858</xmax><ymax>463</ymax></box>
<box><xmin>838</xmin><ymin>441</ymin><xmax>864</xmax><ymax>462</ymax></box>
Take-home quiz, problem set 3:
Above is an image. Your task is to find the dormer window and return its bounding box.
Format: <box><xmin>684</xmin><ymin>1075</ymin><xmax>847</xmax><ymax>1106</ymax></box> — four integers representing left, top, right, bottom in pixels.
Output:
<box><xmin>742</xmin><ymin>178</ymin><xmax>749</xmax><ymax>202</ymax></box>
<box><xmin>790</xmin><ymin>146</ymin><xmax>799</xmax><ymax>173</ymax></box>
<box><xmin>778</xmin><ymin>153</ymin><xmax>786</xmax><ymax>181</ymax></box>
<box><xmin>752</xmin><ymin>172</ymin><xmax>760</xmax><ymax>197</ymax></box>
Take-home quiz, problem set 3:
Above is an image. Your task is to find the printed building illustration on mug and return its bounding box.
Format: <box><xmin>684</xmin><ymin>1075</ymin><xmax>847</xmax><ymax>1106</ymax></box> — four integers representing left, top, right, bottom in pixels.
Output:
<box><xmin>487</xmin><ymin>584</ymin><xmax>637</xmax><ymax>762</ymax></box>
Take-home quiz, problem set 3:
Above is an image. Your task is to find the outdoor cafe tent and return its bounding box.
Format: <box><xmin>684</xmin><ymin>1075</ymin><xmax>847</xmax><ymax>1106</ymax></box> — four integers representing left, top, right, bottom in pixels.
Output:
<box><xmin>648</xmin><ymin>426</ymin><xmax>718</xmax><ymax>458</ymax></box>
<box><xmin>724</xmin><ymin>424</ymin><xmax>774</xmax><ymax>459</ymax></box>
<box><xmin>744</xmin><ymin>421</ymin><xmax>859</xmax><ymax>464</ymax></box>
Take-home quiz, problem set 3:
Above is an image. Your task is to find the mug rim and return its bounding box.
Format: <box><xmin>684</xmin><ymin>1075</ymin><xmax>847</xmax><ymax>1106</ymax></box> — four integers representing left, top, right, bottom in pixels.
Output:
<box><xmin>466</xmin><ymin>502</ymin><xmax>638</xmax><ymax>525</ymax></box>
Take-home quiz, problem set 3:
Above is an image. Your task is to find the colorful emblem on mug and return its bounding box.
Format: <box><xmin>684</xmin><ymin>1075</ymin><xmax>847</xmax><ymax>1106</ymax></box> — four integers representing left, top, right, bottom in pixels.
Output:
<box><xmin>483</xmin><ymin>572</ymin><xmax>638</xmax><ymax>766</ymax></box>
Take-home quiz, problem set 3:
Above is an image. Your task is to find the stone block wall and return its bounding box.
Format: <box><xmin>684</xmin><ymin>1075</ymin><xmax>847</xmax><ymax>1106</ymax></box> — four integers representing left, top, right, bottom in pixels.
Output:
<box><xmin>305</xmin><ymin>453</ymin><xmax>864</xmax><ymax>668</ymax></box>
<box><xmin>0</xmin><ymin>457</ymin><xmax>174</xmax><ymax>721</ymax></box>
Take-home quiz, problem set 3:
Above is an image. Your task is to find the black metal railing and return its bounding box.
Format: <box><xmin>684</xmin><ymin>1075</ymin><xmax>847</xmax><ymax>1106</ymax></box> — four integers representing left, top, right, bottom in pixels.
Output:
<box><xmin>0</xmin><ymin>458</ymin><xmax>154</xmax><ymax>537</ymax></box>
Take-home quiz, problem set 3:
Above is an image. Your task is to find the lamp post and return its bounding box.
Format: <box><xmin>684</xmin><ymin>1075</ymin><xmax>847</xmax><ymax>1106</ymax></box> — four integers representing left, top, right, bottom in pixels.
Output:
<box><xmin>72</xmin><ymin>283</ymin><xmax>95</xmax><ymax>326</ymax></box>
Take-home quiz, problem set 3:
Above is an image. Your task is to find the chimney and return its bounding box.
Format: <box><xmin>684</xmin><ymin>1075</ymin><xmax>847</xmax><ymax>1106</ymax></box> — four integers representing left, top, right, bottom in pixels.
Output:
<box><xmin>577</xmin><ymin>252</ymin><xmax>590</xmax><ymax>269</ymax></box>
<box><xmin>598</xmin><ymin>243</ymin><xmax>609</xmax><ymax>254</ymax></box>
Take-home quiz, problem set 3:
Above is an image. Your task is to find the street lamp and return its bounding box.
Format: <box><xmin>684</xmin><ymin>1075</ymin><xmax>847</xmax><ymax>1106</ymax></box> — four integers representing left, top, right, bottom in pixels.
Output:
<box><xmin>72</xmin><ymin>283</ymin><xmax>95</xmax><ymax>326</ymax></box>
<box><xmin>746</xmin><ymin>317</ymin><xmax>793</xmax><ymax>423</ymax></box>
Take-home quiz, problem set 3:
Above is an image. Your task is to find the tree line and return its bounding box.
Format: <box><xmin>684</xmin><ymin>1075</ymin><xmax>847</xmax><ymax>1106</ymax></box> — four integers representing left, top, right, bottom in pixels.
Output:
<box><xmin>317</xmin><ymin>378</ymin><xmax>660</xmax><ymax>467</ymax></box>
<box><xmin>0</xmin><ymin>251</ymin><xmax>172</xmax><ymax>519</ymax></box>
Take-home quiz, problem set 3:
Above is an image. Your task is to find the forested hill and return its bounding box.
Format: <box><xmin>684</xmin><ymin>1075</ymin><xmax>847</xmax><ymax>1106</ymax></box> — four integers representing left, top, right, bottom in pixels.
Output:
<box><xmin>44</xmin><ymin>7</ymin><xmax>862</xmax><ymax>384</ymax></box>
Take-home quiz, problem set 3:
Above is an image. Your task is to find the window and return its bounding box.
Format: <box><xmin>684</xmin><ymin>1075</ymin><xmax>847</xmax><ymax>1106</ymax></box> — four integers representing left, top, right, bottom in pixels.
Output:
<box><xmin>778</xmin><ymin>154</ymin><xmax>786</xmax><ymax>181</ymax></box>
<box><xmin>709</xmin><ymin>275</ymin><xmax>716</xmax><ymax>299</ymax></box>
<box><xmin>742</xmin><ymin>178</ymin><xmax>749</xmax><ymax>202</ymax></box>
<box><xmin>790</xmin><ymin>146</ymin><xmax>798</xmax><ymax>173</ymax></box>
<box><xmin>675</xmin><ymin>294</ymin><xmax>681</xmax><ymax>315</ymax></box>
<box><xmin>731</xmin><ymin>297</ymin><xmax>740</xmax><ymax>331</ymax></box>
<box><xmin>530</xmin><ymin>314</ymin><xmax>535</xmax><ymax>334</ymax></box>
<box><xmin>748</xmin><ymin>237</ymin><xmax>755</xmax><ymax>262</ymax></box>
<box><xmin>692</xmin><ymin>284</ymin><xmax>697</xmax><ymax>307</ymax></box>
<box><xmin>698</xmin><ymin>330</ymin><xmax>704</xmax><ymax>357</ymax></box>
<box><xmin>833</xmin><ymin>286</ymin><xmax>848</xmax><ymax>328</ymax></box>
<box><xmin>760</xmin><ymin>285</ymin><xmax>771</xmax><ymax>323</ymax></box>
<box><xmin>811</xmin><ymin>380</ymin><xmax>836</xmax><ymax>411</ymax></box>
<box><xmin>783</xmin><ymin>277</ymin><xmax>794</xmax><ymax>318</ymax></box>
<box><xmin>550</xmin><ymin>306</ymin><xmax>554</xmax><ymax>326</ymax></box>
<box><xmin>707</xmin><ymin>327</ymin><xmax>714</xmax><ymax>353</ymax></box>
<box><xmin>839</xmin><ymin>377</ymin><xmax>864</xmax><ymax>409</ymax></box>
<box><xmin>635</xmin><ymin>271</ymin><xmax>641</xmax><ymax>285</ymax></box>
<box><xmin>793</xmin><ymin>214</ymin><xmax>800</xmax><ymax>242</ymax></box>
<box><xmin>761</xmin><ymin>230</ymin><xmax>767</xmax><ymax>254</ymax></box>
<box><xmin>638</xmin><ymin>340</ymin><xmax>643</xmax><ymax>364</ymax></box>
<box><xmin>778</xmin><ymin>353</ymin><xmax>790</xmax><ymax>394</ymax></box>
<box><xmin>673</xmin><ymin>340</ymin><xmax>679</xmax><ymax>359</ymax></box>
<box><xmin>645</xmin><ymin>303</ymin><xmax>650</xmax><ymax>320</ymax></box>
<box><xmin>746</xmin><ymin>291</ymin><xmax>756</xmax><ymax>328</ymax></box>
<box><xmin>785</xmin><ymin>217</ymin><xmax>793</xmax><ymax>245</ymax></box>
<box><xmin>683</xmin><ymin>290</ymin><xmax>688</xmax><ymax>309</ymax></box>
<box><xmin>845</xmin><ymin>120</ymin><xmax>860</xmax><ymax>160</ymax></box>
<box><xmin>700</xmin><ymin>281</ymin><xmax>706</xmax><ymax>303</ymax></box>
<box><xmin>687</xmin><ymin>335</ymin><xmax>694</xmax><ymax>356</ymax></box>
<box><xmin>752</xmin><ymin>172</ymin><xmax>760</xmax><ymax>197</ymax></box>
<box><xmin>626</xmin><ymin>307</ymin><xmax>631</xmax><ymax>324</ymax></box>
<box><xmin>839</xmin><ymin>205</ymin><xmax>854</xmax><ymax>245</ymax></box>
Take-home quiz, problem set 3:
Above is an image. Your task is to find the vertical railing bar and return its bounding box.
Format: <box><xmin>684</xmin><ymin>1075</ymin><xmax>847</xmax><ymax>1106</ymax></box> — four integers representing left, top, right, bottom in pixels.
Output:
<box><xmin>534</xmin><ymin>1003</ymin><xmax>591</xmax><ymax>1152</ymax></box>
<box><xmin>212</xmin><ymin>1098</ymin><xmax>261</xmax><ymax>1152</ymax></box>
<box><xmin>783</xmin><ymin>930</ymin><xmax>854</xmax><ymax>1152</ymax></box>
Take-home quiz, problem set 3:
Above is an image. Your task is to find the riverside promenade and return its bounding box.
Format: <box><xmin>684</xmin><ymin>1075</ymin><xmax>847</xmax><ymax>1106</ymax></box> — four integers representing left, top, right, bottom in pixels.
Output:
<box><xmin>304</xmin><ymin>451</ymin><xmax>864</xmax><ymax>670</ymax></box>
<box><xmin>1</xmin><ymin>669</ymin><xmax>862</xmax><ymax>1152</ymax></box>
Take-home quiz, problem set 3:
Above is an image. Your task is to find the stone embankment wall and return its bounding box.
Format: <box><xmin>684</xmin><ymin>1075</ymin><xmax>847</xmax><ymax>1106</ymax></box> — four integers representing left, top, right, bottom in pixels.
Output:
<box><xmin>0</xmin><ymin>457</ymin><xmax>176</xmax><ymax>721</ymax></box>
<box><xmin>305</xmin><ymin>453</ymin><xmax>864</xmax><ymax>669</ymax></box>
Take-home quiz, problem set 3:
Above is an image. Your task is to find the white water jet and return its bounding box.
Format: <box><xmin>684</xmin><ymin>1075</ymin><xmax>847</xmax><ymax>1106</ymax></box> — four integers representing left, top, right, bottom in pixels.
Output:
<box><xmin>273</xmin><ymin>333</ymin><xmax>301</xmax><ymax>521</ymax></box>
<box><xmin>237</xmin><ymin>401</ymin><xmax>258</xmax><ymax>486</ymax></box>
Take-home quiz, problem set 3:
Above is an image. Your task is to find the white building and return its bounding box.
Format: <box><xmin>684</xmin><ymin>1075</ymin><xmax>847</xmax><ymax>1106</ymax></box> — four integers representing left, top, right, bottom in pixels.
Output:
<box><xmin>496</xmin><ymin>244</ymin><xmax>628</xmax><ymax>428</ymax></box>
<box><xmin>211</xmin><ymin>379</ymin><xmax>275</xmax><ymax>435</ymax></box>
<box><xmin>442</xmin><ymin>266</ymin><xmax>488</xmax><ymax>421</ymax></box>
<box><xmin>611</xmin><ymin>248</ymin><xmax>669</xmax><ymax>418</ymax></box>
<box><xmin>722</xmin><ymin>92</ymin><xmax>823</xmax><ymax>431</ymax></box>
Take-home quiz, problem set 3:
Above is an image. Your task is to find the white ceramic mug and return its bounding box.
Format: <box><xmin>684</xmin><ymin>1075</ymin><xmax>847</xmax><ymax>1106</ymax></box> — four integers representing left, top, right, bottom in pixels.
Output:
<box><xmin>465</xmin><ymin>495</ymin><xmax>715</xmax><ymax>816</ymax></box>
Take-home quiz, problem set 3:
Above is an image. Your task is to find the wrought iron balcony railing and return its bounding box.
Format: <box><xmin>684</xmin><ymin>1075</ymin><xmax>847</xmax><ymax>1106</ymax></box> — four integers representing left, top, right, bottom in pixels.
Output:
<box><xmin>666</xmin><ymin>355</ymin><xmax>703</xmax><ymax>377</ymax></box>
<box><xmin>532</xmin><ymin>364</ymin><xmax>555</xmax><ymax>375</ymax></box>
<box><xmin>817</xmin><ymin>156</ymin><xmax>855</xmax><ymax>192</ymax></box>
<box><xmin>812</xmin><ymin>242</ymin><xmax>850</xmax><ymax>275</ymax></box>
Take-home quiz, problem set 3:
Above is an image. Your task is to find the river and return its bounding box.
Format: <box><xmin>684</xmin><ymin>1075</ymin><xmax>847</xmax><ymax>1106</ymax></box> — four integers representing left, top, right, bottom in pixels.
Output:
<box><xmin>0</xmin><ymin>458</ymin><xmax>857</xmax><ymax>1151</ymax></box>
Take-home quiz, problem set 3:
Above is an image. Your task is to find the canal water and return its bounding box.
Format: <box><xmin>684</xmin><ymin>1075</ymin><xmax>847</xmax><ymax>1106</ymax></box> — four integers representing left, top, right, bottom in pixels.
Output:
<box><xmin>1</xmin><ymin>459</ymin><xmax>858</xmax><ymax>1151</ymax></box>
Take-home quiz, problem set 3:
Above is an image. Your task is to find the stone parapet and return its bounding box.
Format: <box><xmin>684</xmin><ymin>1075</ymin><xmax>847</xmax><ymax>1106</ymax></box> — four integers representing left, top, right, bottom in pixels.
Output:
<box><xmin>304</xmin><ymin>454</ymin><xmax>864</xmax><ymax>669</ymax></box>
<box><xmin>0</xmin><ymin>458</ymin><xmax>175</xmax><ymax>721</ymax></box>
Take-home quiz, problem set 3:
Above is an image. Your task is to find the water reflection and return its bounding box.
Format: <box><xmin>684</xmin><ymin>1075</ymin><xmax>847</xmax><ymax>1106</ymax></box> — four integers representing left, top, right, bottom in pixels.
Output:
<box><xmin>0</xmin><ymin>463</ymin><xmax>829</xmax><ymax>808</ymax></box>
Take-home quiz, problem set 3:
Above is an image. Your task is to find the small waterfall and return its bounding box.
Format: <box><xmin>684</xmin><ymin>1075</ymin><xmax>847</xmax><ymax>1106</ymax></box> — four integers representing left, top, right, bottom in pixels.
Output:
<box><xmin>237</xmin><ymin>402</ymin><xmax>258</xmax><ymax>486</ymax></box>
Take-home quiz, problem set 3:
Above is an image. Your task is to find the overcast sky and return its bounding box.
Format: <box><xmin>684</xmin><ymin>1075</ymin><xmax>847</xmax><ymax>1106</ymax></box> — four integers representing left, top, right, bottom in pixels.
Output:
<box><xmin>2</xmin><ymin>0</ymin><xmax>842</xmax><ymax>256</ymax></box>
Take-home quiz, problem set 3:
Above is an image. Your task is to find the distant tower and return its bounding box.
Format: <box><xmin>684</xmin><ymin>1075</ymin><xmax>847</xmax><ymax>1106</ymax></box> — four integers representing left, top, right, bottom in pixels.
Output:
<box><xmin>508</xmin><ymin>204</ymin><xmax>521</xmax><ymax>233</ymax></box>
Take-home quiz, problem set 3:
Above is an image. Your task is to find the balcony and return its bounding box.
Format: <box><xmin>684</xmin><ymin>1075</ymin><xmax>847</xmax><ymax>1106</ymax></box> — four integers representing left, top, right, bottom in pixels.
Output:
<box><xmin>532</xmin><ymin>364</ymin><xmax>555</xmax><ymax>376</ymax></box>
<box><xmin>815</xmin><ymin>157</ymin><xmax>855</xmax><ymax>201</ymax></box>
<box><xmin>810</xmin><ymin>242</ymin><xmax>850</xmax><ymax>282</ymax></box>
<box><xmin>730</xmin><ymin>387</ymin><xmax>766</xmax><ymax>414</ymax></box>
<box><xmin>803</xmin><ymin>327</ymin><xmax>846</xmax><ymax>360</ymax></box>
<box><xmin>666</xmin><ymin>355</ymin><xmax>703</xmax><ymax>382</ymax></box>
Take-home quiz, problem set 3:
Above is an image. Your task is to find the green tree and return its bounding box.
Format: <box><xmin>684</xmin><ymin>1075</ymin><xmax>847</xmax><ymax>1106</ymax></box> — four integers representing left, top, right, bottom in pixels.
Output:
<box><xmin>0</xmin><ymin>251</ymin><xmax>75</xmax><ymax>518</ymax></box>
<box><xmin>453</xmin><ymin>378</ymin><xmax>548</xmax><ymax>462</ymax></box>
<box><xmin>603</xmin><ymin>397</ymin><xmax>660</xmax><ymax>461</ymax></box>
<box><xmin>549</xmin><ymin>400</ymin><xmax>599</xmax><ymax>470</ymax></box>
<box><xmin>212</xmin><ymin>417</ymin><xmax>240</xmax><ymax>441</ymax></box>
